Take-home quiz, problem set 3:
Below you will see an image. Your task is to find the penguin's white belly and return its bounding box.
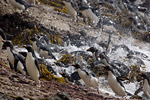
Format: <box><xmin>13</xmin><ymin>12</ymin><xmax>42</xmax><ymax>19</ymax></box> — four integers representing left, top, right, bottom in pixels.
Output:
<box><xmin>17</xmin><ymin>61</ymin><xmax>25</xmax><ymax>75</ymax></box>
<box><xmin>143</xmin><ymin>80</ymin><xmax>150</xmax><ymax>95</ymax></box>
<box><xmin>78</xmin><ymin>70</ymin><xmax>90</xmax><ymax>85</ymax></box>
<box><xmin>32</xmin><ymin>42</ymin><xmax>39</xmax><ymax>53</ymax></box>
<box><xmin>7</xmin><ymin>49</ymin><xmax>14</xmax><ymax>66</ymax></box>
<box><xmin>77</xmin><ymin>70</ymin><xmax>98</xmax><ymax>88</ymax></box>
<box><xmin>0</xmin><ymin>36</ymin><xmax>3</xmax><ymax>50</ymax></box>
<box><xmin>108</xmin><ymin>76</ymin><xmax>126</xmax><ymax>96</ymax></box>
<box><xmin>89</xmin><ymin>77</ymin><xmax>99</xmax><ymax>88</ymax></box>
<box><xmin>9</xmin><ymin>0</ymin><xmax>25</xmax><ymax>10</ymax></box>
<box><xmin>26</xmin><ymin>56</ymin><xmax>39</xmax><ymax>82</ymax></box>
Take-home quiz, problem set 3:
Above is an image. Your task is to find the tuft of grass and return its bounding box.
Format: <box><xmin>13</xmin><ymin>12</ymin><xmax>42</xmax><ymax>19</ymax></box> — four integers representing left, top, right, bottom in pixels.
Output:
<box><xmin>12</xmin><ymin>25</ymin><xmax>39</xmax><ymax>45</ymax></box>
<box><xmin>40</xmin><ymin>64</ymin><xmax>66</xmax><ymax>83</ymax></box>
<box><xmin>49</xmin><ymin>33</ymin><xmax>62</xmax><ymax>45</ymax></box>
<box><xmin>57</xmin><ymin>54</ymin><xmax>74</xmax><ymax>65</ymax></box>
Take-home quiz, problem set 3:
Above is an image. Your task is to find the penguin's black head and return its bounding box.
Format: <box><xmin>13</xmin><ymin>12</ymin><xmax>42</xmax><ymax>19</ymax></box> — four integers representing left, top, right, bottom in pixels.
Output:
<box><xmin>87</xmin><ymin>47</ymin><xmax>98</xmax><ymax>53</ymax></box>
<box><xmin>140</xmin><ymin>73</ymin><xmax>148</xmax><ymax>80</ymax></box>
<box><xmin>40</xmin><ymin>33</ymin><xmax>47</xmax><ymax>37</ymax></box>
<box><xmin>30</xmin><ymin>36</ymin><xmax>39</xmax><ymax>42</ymax></box>
<box><xmin>24</xmin><ymin>45</ymin><xmax>34</xmax><ymax>53</ymax></box>
<box><xmin>3</xmin><ymin>40</ymin><xmax>13</xmax><ymax>49</ymax></box>
<box><xmin>19</xmin><ymin>51</ymin><xmax>27</xmax><ymax>57</ymax></box>
<box><xmin>0</xmin><ymin>28</ymin><xmax>7</xmax><ymax>40</ymax></box>
<box><xmin>140</xmin><ymin>73</ymin><xmax>150</xmax><ymax>84</ymax></box>
<box><xmin>98</xmin><ymin>52</ymin><xmax>106</xmax><ymax>59</ymax></box>
<box><xmin>72</xmin><ymin>64</ymin><xmax>81</xmax><ymax>69</ymax></box>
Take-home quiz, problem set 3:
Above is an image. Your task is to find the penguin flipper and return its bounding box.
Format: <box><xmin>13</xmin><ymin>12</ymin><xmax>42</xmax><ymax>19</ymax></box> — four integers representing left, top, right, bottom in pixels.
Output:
<box><xmin>16</xmin><ymin>54</ymin><xmax>25</xmax><ymax>62</ymax></box>
<box><xmin>47</xmin><ymin>64</ymin><xmax>57</xmax><ymax>75</ymax></box>
<box><xmin>48</xmin><ymin>52</ymin><xmax>56</xmax><ymax>60</ymax></box>
<box><xmin>71</xmin><ymin>71</ymin><xmax>81</xmax><ymax>81</ymax></box>
<box><xmin>15</xmin><ymin>0</ymin><xmax>28</xmax><ymax>6</ymax></box>
<box><xmin>14</xmin><ymin>58</ymin><xmax>19</xmax><ymax>72</ymax></box>
<box><xmin>34</xmin><ymin>59</ymin><xmax>40</xmax><ymax>75</ymax></box>
<box><xmin>16</xmin><ymin>54</ymin><xmax>27</xmax><ymax>73</ymax></box>
<box><xmin>83</xmin><ymin>69</ymin><xmax>89</xmax><ymax>75</ymax></box>
<box><xmin>83</xmin><ymin>69</ymin><xmax>93</xmax><ymax>80</ymax></box>
<box><xmin>116</xmin><ymin>77</ymin><xmax>125</xmax><ymax>89</ymax></box>
<box><xmin>125</xmin><ymin>91</ymin><xmax>133</xmax><ymax>96</ymax></box>
<box><xmin>9</xmin><ymin>61</ymin><xmax>13</xmax><ymax>70</ymax></box>
<box><xmin>91</xmin><ymin>72</ymin><xmax>96</xmax><ymax>77</ymax></box>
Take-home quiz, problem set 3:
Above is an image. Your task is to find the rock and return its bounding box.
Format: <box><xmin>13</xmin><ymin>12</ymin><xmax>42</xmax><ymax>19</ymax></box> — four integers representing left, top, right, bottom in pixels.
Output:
<box><xmin>51</xmin><ymin>21</ymin><xmax>70</xmax><ymax>31</ymax></box>
<box><xmin>49</xmin><ymin>92</ymin><xmax>71</xmax><ymax>100</ymax></box>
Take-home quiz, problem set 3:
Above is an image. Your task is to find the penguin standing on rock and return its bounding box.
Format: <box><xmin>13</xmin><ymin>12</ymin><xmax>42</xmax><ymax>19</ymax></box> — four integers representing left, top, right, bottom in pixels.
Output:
<box><xmin>72</xmin><ymin>64</ymin><xmax>100</xmax><ymax>93</ymax></box>
<box><xmin>3</xmin><ymin>40</ymin><xmax>17</xmax><ymax>69</ymax></box>
<box><xmin>63</xmin><ymin>0</ymin><xmax>77</xmax><ymax>22</ymax></box>
<box><xmin>14</xmin><ymin>53</ymin><xmax>27</xmax><ymax>75</ymax></box>
<box><xmin>140</xmin><ymin>73</ymin><xmax>150</xmax><ymax>98</ymax></box>
<box><xmin>24</xmin><ymin>45</ymin><xmax>41</xmax><ymax>87</ymax></box>
<box><xmin>0</xmin><ymin>28</ymin><xmax>7</xmax><ymax>51</ymax></box>
<box><xmin>3</xmin><ymin>40</ymin><xmax>26</xmax><ymax>75</ymax></box>
<box><xmin>9</xmin><ymin>0</ymin><xmax>35</xmax><ymax>10</ymax></box>
<box><xmin>60</xmin><ymin>70</ymin><xmax>81</xmax><ymax>85</ymax></box>
<box><xmin>104</xmin><ymin>66</ymin><xmax>127</xmax><ymax>96</ymax></box>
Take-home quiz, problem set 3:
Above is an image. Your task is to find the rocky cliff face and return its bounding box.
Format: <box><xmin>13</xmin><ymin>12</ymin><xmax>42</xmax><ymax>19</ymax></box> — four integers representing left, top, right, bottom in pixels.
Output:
<box><xmin>0</xmin><ymin>0</ymin><xmax>149</xmax><ymax>99</ymax></box>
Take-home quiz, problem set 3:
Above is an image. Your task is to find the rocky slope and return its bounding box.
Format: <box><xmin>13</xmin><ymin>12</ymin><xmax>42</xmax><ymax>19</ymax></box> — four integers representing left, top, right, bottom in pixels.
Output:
<box><xmin>0</xmin><ymin>51</ymin><xmax>128</xmax><ymax>100</ymax></box>
<box><xmin>0</xmin><ymin>0</ymin><xmax>148</xmax><ymax>99</ymax></box>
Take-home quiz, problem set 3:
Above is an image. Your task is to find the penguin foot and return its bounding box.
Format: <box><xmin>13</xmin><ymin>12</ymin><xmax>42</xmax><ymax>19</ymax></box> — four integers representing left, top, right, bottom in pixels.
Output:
<box><xmin>97</xmin><ymin>88</ymin><xmax>100</xmax><ymax>94</ymax></box>
<box><xmin>20</xmin><ymin>75</ymin><xmax>25</xmax><ymax>80</ymax></box>
<box><xmin>36</xmin><ymin>84</ymin><xmax>41</xmax><ymax>87</ymax></box>
<box><xmin>72</xmin><ymin>18</ymin><xmax>77</xmax><ymax>22</ymax></box>
<box><xmin>36</xmin><ymin>81</ymin><xmax>41</xmax><ymax>87</ymax></box>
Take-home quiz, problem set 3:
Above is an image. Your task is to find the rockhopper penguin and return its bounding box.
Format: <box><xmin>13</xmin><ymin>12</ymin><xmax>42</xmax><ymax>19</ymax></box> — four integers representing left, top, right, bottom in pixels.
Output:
<box><xmin>141</xmin><ymin>73</ymin><xmax>150</xmax><ymax>98</ymax></box>
<box><xmin>3</xmin><ymin>40</ymin><xmax>26</xmax><ymax>75</ymax></box>
<box><xmin>104</xmin><ymin>66</ymin><xmax>126</xmax><ymax>96</ymax></box>
<box><xmin>72</xmin><ymin>64</ymin><xmax>100</xmax><ymax>93</ymax></box>
<box><xmin>24</xmin><ymin>45</ymin><xmax>41</xmax><ymax>87</ymax></box>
